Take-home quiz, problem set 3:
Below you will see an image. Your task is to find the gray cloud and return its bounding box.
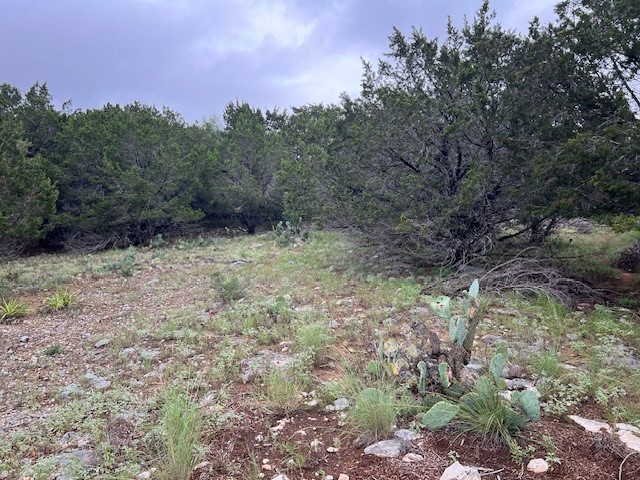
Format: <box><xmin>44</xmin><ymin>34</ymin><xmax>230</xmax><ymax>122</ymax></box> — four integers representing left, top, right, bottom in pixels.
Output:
<box><xmin>1</xmin><ymin>0</ymin><xmax>557</xmax><ymax>123</ymax></box>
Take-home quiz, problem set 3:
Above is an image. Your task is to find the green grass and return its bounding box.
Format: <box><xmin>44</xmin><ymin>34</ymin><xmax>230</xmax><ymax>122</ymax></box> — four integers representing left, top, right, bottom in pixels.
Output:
<box><xmin>262</xmin><ymin>369</ymin><xmax>308</xmax><ymax>415</ymax></box>
<box><xmin>347</xmin><ymin>387</ymin><xmax>397</xmax><ymax>443</ymax></box>
<box><xmin>0</xmin><ymin>297</ymin><xmax>30</xmax><ymax>323</ymax></box>
<box><xmin>159</xmin><ymin>387</ymin><xmax>204</xmax><ymax>480</ymax></box>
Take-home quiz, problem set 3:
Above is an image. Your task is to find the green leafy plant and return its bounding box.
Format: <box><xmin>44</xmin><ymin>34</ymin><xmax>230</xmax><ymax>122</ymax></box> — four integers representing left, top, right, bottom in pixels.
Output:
<box><xmin>0</xmin><ymin>297</ymin><xmax>30</xmax><ymax>323</ymax></box>
<box><xmin>103</xmin><ymin>247</ymin><xmax>137</xmax><ymax>277</ymax></box>
<box><xmin>159</xmin><ymin>386</ymin><xmax>204</xmax><ymax>480</ymax></box>
<box><xmin>45</xmin><ymin>288</ymin><xmax>75</xmax><ymax>311</ymax></box>
<box><xmin>348</xmin><ymin>387</ymin><xmax>397</xmax><ymax>442</ymax></box>
<box><xmin>42</xmin><ymin>344</ymin><xmax>63</xmax><ymax>356</ymax></box>
<box><xmin>212</xmin><ymin>273</ymin><xmax>245</xmax><ymax>302</ymax></box>
<box><xmin>272</xmin><ymin>217</ymin><xmax>310</xmax><ymax>246</ymax></box>
<box><xmin>421</xmin><ymin>350</ymin><xmax>541</xmax><ymax>448</ymax></box>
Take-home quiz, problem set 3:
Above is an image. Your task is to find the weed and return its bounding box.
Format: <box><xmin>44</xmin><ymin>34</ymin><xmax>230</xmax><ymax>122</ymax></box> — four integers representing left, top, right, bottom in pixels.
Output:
<box><xmin>530</xmin><ymin>351</ymin><xmax>565</xmax><ymax>379</ymax></box>
<box><xmin>0</xmin><ymin>297</ymin><xmax>29</xmax><ymax>323</ymax></box>
<box><xmin>348</xmin><ymin>387</ymin><xmax>397</xmax><ymax>443</ymax></box>
<box><xmin>42</xmin><ymin>344</ymin><xmax>63</xmax><ymax>356</ymax></box>
<box><xmin>104</xmin><ymin>246</ymin><xmax>137</xmax><ymax>277</ymax></box>
<box><xmin>212</xmin><ymin>273</ymin><xmax>245</xmax><ymax>302</ymax></box>
<box><xmin>272</xmin><ymin>217</ymin><xmax>309</xmax><ymax>246</ymax></box>
<box><xmin>159</xmin><ymin>386</ymin><xmax>204</xmax><ymax>480</ymax></box>
<box><xmin>295</xmin><ymin>320</ymin><xmax>333</xmax><ymax>366</ymax></box>
<box><xmin>45</xmin><ymin>288</ymin><xmax>76</xmax><ymax>311</ymax></box>
<box><xmin>275</xmin><ymin>438</ymin><xmax>307</xmax><ymax>472</ymax></box>
<box><xmin>243</xmin><ymin>448</ymin><xmax>262</xmax><ymax>480</ymax></box>
<box><xmin>262</xmin><ymin>369</ymin><xmax>307</xmax><ymax>415</ymax></box>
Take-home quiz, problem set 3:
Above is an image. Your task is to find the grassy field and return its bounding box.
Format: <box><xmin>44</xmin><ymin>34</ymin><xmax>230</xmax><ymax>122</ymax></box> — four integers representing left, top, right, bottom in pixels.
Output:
<box><xmin>0</xmin><ymin>228</ymin><xmax>639</xmax><ymax>479</ymax></box>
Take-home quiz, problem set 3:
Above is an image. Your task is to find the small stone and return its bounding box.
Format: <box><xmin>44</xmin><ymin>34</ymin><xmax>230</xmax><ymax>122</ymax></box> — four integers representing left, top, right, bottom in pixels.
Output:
<box><xmin>94</xmin><ymin>338</ymin><xmax>111</xmax><ymax>348</ymax></box>
<box><xmin>193</xmin><ymin>461</ymin><xmax>210</xmax><ymax>470</ymax></box>
<box><xmin>503</xmin><ymin>363</ymin><xmax>522</xmax><ymax>379</ymax></box>
<box><xmin>527</xmin><ymin>458</ymin><xmax>550</xmax><ymax>473</ymax></box>
<box><xmin>326</xmin><ymin>446</ymin><xmax>339</xmax><ymax>453</ymax></box>
<box><xmin>261</xmin><ymin>464</ymin><xmax>273</xmax><ymax>471</ymax></box>
<box><xmin>566</xmin><ymin>333</ymin><xmax>580</xmax><ymax>341</ymax></box>
<box><xmin>568</xmin><ymin>415</ymin><xmax>611</xmax><ymax>433</ymax></box>
<box><xmin>59</xmin><ymin>431</ymin><xmax>78</xmax><ymax>447</ymax></box>
<box><xmin>60</xmin><ymin>383</ymin><xmax>82</xmax><ymax>398</ymax></box>
<box><xmin>82</xmin><ymin>373</ymin><xmax>111</xmax><ymax>390</ymax></box>
<box><xmin>440</xmin><ymin>462</ymin><xmax>481</xmax><ymax>480</ymax></box>
<box><xmin>270</xmin><ymin>475</ymin><xmax>289</xmax><ymax>480</ymax></box>
<box><xmin>20</xmin><ymin>336</ymin><xmax>29</xmax><ymax>343</ymax></box>
<box><xmin>403</xmin><ymin>453</ymin><xmax>424</xmax><ymax>462</ymax></box>
<box><xmin>137</xmin><ymin>472</ymin><xmax>151</xmax><ymax>479</ymax></box>
<box><xmin>338</xmin><ymin>475</ymin><xmax>349</xmax><ymax>480</ymax></box>
<box><xmin>505</xmin><ymin>378</ymin><xmax>534</xmax><ymax>390</ymax></box>
<box><xmin>395</xmin><ymin>429</ymin><xmax>420</xmax><ymax>444</ymax></box>
<box><xmin>333</xmin><ymin>397</ymin><xmax>350</xmax><ymax>411</ymax></box>
<box><xmin>57</xmin><ymin>449</ymin><xmax>100</xmax><ymax>468</ymax></box>
<box><xmin>364</xmin><ymin>439</ymin><xmax>405</xmax><ymax>458</ymax></box>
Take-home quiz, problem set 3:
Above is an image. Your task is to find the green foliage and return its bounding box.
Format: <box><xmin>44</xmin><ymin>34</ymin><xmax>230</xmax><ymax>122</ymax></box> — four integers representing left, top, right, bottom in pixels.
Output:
<box><xmin>42</xmin><ymin>344</ymin><xmax>63</xmax><ymax>356</ymax></box>
<box><xmin>295</xmin><ymin>320</ymin><xmax>333</xmax><ymax>366</ymax></box>
<box><xmin>438</xmin><ymin>362</ymin><xmax>451</xmax><ymax>389</ymax></box>
<box><xmin>212</xmin><ymin>273</ymin><xmax>245</xmax><ymax>302</ymax></box>
<box><xmin>262</xmin><ymin>369</ymin><xmax>307</xmax><ymax>415</ymax></box>
<box><xmin>348</xmin><ymin>387</ymin><xmax>397</xmax><ymax>442</ymax></box>
<box><xmin>421</xmin><ymin>348</ymin><xmax>540</xmax><ymax>446</ymax></box>
<box><xmin>490</xmin><ymin>352</ymin><xmax>507</xmax><ymax>384</ymax></box>
<box><xmin>47</xmin><ymin>103</ymin><xmax>203</xmax><ymax>249</ymax></box>
<box><xmin>218</xmin><ymin>102</ymin><xmax>285</xmax><ymax>233</ymax></box>
<box><xmin>160</xmin><ymin>386</ymin><xmax>204</xmax><ymax>480</ymax></box>
<box><xmin>0</xmin><ymin>83</ymin><xmax>58</xmax><ymax>256</ymax></box>
<box><xmin>0</xmin><ymin>297</ymin><xmax>30</xmax><ymax>323</ymax></box>
<box><xmin>103</xmin><ymin>246</ymin><xmax>137</xmax><ymax>276</ymax></box>
<box><xmin>45</xmin><ymin>288</ymin><xmax>75</xmax><ymax>311</ymax></box>
<box><xmin>421</xmin><ymin>400</ymin><xmax>459</xmax><ymax>430</ymax></box>
<box><xmin>272</xmin><ymin>217</ymin><xmax>310</xmax><ymax>246</ymax></box>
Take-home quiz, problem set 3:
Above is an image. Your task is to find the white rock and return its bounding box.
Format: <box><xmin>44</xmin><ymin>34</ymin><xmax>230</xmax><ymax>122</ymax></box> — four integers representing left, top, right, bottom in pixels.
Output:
<box><xmin>270</xmin><ymin>475</ymin><xmax>289</xmax><ymax>480</ymax></box>
<box><xmin>617</xmin><ymin>430</ymin><xmax>640</xmax><ymax>452</ymax></box>
<box><xmin>616</xmin><ymin>423</ymin><xmax>640</xmax><ymax>435</ymax></box>
<box><xmin>440</xmin><ymin>462</ymin><xmax>481</xmax><ymax>480</ymax></box>
<box><xmin>326</xmin><ymin>446</ymin><xmax>339</xmax><ymax>453</ymax></box>
<box><xmin>402</xmin><ymin>452</ymin><xmax>424</xmax><ymax>462</ymax></box>
<box><xmin>337</xmin><ymin>475</ymin><xmax>349</xmax><ymax>480</ymax></box>
<box><xmin>568</xmin><ymin>415</ymin><xmax>611</xmax><ymax>433</ymax></box>
<box><xmin>364</xmin><ymin>439</ymin><xmax>405</xmax><ymax>458</ymax></box>
<box><xmin>527</xmin><ymin>458</ymin><xmax>550</xmax><ymax>473</ymax></box>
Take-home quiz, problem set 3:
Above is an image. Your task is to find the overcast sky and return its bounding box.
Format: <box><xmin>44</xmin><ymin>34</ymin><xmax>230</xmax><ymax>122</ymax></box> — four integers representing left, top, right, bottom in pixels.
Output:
<box><xmin>1</xmin><ymin>0</ymin><xmax>558</xmax><ymax>124</ymax></box>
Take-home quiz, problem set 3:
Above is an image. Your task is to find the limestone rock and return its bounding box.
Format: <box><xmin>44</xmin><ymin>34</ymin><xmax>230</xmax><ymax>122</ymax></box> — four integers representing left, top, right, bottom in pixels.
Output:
<box><xmin>527</xmin><ymin>458</ymin><xmax>550</xmax><ymax>473</ymax></box>
<box><xmin>568</xmin><ymin>415</ymin><xmax>611</xmax><ymax>433</ymax></box>
<box><xmin>94</xmin><ymin>338</ymin><xmax>111</xmax><ymax>348</ymax></box>
<box><xmin>364</xmin><ymin>439</ymin><xmax>406</xmax><ymax>458</ymax></box>
<box><xmin>337</xmin><ymin>475</ymin><xmax>349</xmax><ymax>480</ymax></box>
<box><xmin>82</xmin><ymin>373</ymin><xmax>111</xmax><ymax>390</ymax></box>
<box><xmin>326</xmin><ymin>397</ymin><xmax>350</xmax><ymax>412</ymax></box>
<box><xmin>617</xmin><ymin>430</ymin><xmax>640</xmax><ymax>452</ymax></box>
<box><xmin>440</xmin><ymin>462</ymin><xmax>481</xmax><ymax>480</ymax></box>
<box><xmin>403</xmin><ymin>452</ymin><xmax>424</xmax><ymax>462</ymax></box>
<box><xmin>240</xmin><ymin>350</ymin><xmax>294</xmax><ymax>382</ymax></box>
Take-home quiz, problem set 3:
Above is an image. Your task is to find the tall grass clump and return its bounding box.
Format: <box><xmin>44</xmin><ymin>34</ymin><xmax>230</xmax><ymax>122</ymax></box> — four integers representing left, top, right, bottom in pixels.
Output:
<box><xmin>348</xmin><ymin>387</ymin><xmax>397</xmax><ymax>443</ymax></box>
<box><xmin>159</xmin><ymin>387</ymin><xmax>204</xmax><ymax>480</ymax></box>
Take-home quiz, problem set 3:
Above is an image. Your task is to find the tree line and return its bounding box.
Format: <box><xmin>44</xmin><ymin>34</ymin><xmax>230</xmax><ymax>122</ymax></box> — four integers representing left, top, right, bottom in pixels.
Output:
<box><xmin>1</xmin><ymin>0</ymin><xmax>638</xmax><ymax>265</ymax></box>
